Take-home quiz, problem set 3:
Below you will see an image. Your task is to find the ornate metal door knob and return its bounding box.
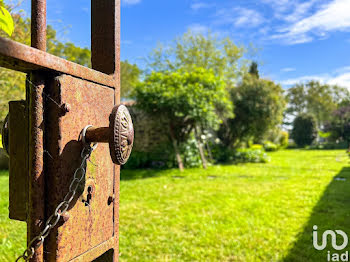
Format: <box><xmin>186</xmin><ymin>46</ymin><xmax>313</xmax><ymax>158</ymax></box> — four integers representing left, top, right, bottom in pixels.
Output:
<box><xmin>84</xmin><ymin>104</ymin><xmax>134</xmax><ymax>165</ymax></box>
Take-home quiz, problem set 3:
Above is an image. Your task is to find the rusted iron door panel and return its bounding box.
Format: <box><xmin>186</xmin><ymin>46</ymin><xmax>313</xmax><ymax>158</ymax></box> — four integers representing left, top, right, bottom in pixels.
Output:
<box><xmin>45</xmin><ymin>74</ymin><xmax>116</xmax><ymax>261</ymax></box>
<box><xmin>8</xmin><ymin>100</ymin><xmax>28</xmax><ymax>221</ymax></box>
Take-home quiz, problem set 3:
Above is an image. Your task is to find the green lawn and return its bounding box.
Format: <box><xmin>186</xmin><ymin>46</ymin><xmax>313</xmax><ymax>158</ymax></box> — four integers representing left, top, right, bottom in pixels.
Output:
<box><xmin>1</xmin><ymin>149</ymin><xmax>349</xmax><ymax>261</ymax></box>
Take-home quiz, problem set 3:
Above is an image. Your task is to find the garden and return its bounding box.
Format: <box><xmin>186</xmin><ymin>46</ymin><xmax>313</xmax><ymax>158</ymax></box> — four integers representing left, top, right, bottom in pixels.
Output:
<box><xmin>1</xmin><ymin>3</ymin><xmax>350</xmax><ymax>261</ymax></box>
<box><xmin>1</xmin><ymin>149</ymin><xmax>349</xmax><ymax>261</ymax></box>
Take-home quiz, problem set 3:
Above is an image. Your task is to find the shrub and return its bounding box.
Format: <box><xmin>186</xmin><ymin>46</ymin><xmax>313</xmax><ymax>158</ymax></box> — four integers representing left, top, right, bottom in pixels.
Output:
<box><xmin>180</xmin><ymin>137</ymin><xmax>202</xmax><ymax>168</ymax></box>
<box><xmin>278</xmin><ymin>131</ymin><xmax>289</xmax><ymax>148</ymax></box>
<box><xmin>291</xmin><ymin>114</ymin><xmax>317</xmax><ymax>147</ymax></box>
<box><xmin>233</xmin><ymin>148</ymin><xmax>270</xmax><ymax>163</ymax></box>
<box><xmin>124</xmin><ymin>138</ymin><xmax>203</xmax><ymax>169</ymax></box>
<box><xmin>263</xmin><ymin>141</ymin><xmax>278</xmax><ymax>151</ymax></box>
<box><xmin>251</xmin><ymin>144</ymin><xmax>263</xmax><ymax>150</ymax></box>
<box><xmin>308</xmin><ymin>141</ymin><xmax>348</xmax><ymax>150</ymax></box>
<box><xmin>124</xmin><ymin>144</ymin><xmax>176</xmax><ymax>169</ymax></box>
<box><xmin>212</xmin><ymin>145</ymin><xmax>270</xmax><ymax>164</ymax></box>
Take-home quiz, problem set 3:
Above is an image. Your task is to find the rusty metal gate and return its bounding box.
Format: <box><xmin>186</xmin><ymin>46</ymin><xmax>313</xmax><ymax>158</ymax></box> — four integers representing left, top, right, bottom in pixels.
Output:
<box><xmin>0</xmin><ymin>0</ymin><xmax>133</xmax><ymax>261</ymax></box>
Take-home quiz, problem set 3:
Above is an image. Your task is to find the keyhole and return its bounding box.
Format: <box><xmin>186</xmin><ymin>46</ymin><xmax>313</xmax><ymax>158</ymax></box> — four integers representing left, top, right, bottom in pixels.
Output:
<box><xmin>83</xmin><ymin>186</ymin><xmax>93</xmax><ymax>206</ymax></box>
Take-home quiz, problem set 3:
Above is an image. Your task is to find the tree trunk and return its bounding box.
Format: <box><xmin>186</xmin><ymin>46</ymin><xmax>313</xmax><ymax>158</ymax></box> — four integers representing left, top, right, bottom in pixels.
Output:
<box><xmin>169</xmin><ymin>125</ymin><xmax>184</xmax><ymax>171</ymax></box>
<box><xmin>195</xmin><ymin>126</ymin><xmax>207</xmax><ymax>169</ymax></box>
<box><xmin>206</xmin><ymin>141</ymin><xmax>213</xmax><ymax>162</ymax></box>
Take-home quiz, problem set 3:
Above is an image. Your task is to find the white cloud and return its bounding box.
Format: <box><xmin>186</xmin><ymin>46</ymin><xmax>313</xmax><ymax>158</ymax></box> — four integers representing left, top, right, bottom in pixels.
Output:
<box><xmin>280</xmin><ymin>66</ymin><xmax>350</xmax><ymax>89</ymax></box>
<box><xmin>122</xmin><ymin>0</ymin><xmax>141</xmax><ymax>5</ymax></box>
<box><xmin>281</xmin><ymin>67</ymin><xmax>296</xmax><ymax>72</ymax></box>
<box><xmin>283</xmin><ymin>1</ymin><xmax>317</xmax><ymax>22</ymax></box>
<box><xmin>261</xmin><ymin>0</ymin><xmax>293</xmax><ymax>13</ymax></box>
<box><xmin>215</xmin><ymin>7</ymin><xmax>264</xmax><ymax>28</ymax></box>
<box><xmin>188</xmin><ymin>24</ymin><xmax>209</xmax><ymax>34</ymax></box>
<box><xmin>273</xmin><ymin>0</ymin><xmax>350</xmax><ymax>44</ymax></box>
<box><xmin>191</xmin><ymin>2</ymin><xmax>212</xmax><ymax>11</ymax></box>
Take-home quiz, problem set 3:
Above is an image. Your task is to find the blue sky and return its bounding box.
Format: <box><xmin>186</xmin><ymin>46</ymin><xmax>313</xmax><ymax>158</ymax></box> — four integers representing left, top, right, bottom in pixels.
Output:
<box><xmin>14</xmin><ymin>0</ymin><xmax>350</xmax><ymax>89</ymax></box>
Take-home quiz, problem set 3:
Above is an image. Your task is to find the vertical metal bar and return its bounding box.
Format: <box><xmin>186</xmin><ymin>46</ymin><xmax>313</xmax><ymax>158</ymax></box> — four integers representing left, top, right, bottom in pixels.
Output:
<box><xmin>91</xmin><ymin>0</ymin><xmax>120</xmax><ymax>79</ymax></box>
<box><xmin>92</xmin><ymin>1</ymin><xmax>120</xmax><ymax>261</ymax></box>
<box><xmin>31</xmin><ymin>0</ymin><xmax>47</xmax><ymax>51</ymax></box>
<box><xmin>29</xmin><ymin>1</ymin><xmax>46</xmax><ymax>261</ymax></box>
<box><xmin>27</xmin><ymin>74</ymin><xmax>45</xmax><ymax>262</ymax></box>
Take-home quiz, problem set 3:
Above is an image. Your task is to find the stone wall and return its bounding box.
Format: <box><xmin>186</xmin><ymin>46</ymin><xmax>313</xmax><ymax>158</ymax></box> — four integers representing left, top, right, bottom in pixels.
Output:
<box><xmin>124</xmin><ymin>101</ymin><xmax>170</xmax><ymax>153</ymax></box>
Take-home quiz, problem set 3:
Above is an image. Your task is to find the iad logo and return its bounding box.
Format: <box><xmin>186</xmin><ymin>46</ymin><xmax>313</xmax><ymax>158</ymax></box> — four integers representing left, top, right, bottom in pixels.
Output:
<box><xmin>313</xmin><ymin>225</ymin><xmax>349</xmax><ymax>261</ymax></box>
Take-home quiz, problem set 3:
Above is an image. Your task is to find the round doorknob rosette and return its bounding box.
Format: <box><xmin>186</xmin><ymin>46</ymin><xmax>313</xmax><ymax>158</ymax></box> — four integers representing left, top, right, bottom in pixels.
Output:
<box><xmin>109</xmin><ymin>105</ymin><xmax>134</xmax><ymax>165</ymax></box>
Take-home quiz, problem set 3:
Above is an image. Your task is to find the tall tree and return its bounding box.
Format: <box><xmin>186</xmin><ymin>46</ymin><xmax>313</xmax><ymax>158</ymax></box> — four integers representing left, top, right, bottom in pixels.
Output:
<box><xmin>134</xmin><ymin>67</ymin><xmax>233</xmax><ymax>171</ymax></box>
<box><xmin>286</xmin><ymin>81</ymin><xmax>350</xmax><ymax>127</ymax></box>
<box><xmin>146</xmin><ymin>30</ymin><xmax>246</xmax><ymax>89</ymax></box>
<box><xmin>248</xmin><ymin>61</ymin><xmax>259</xmax><ymax>78</ymax></box>
<box><xmin>324</xmin><ymin>105</ymin><xmax>350</xmax><ymax>147</ymax></box>
<box><xmin>291</xmin><ymin>113</ymin><xmax>317</xmax><ymax>147</ymax></box>
<box><xmin>218</xmin><ymin>74</ymin><xmax>286</xmax><ymax>147</ymax></box>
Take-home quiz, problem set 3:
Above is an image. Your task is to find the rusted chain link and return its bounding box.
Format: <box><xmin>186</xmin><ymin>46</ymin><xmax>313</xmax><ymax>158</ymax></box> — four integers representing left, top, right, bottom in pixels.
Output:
<box><xmin>16</xmin><ymin>131</ymin><xmax>97</xmax><ymax>262</ymax></box>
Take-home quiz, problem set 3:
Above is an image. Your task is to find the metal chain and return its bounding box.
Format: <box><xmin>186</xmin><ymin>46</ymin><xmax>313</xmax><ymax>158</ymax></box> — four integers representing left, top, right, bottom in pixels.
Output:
<box><xmin>16</xmin><ymin>140</ymin><xmax>97</xmax><ymax>262</ymax></box>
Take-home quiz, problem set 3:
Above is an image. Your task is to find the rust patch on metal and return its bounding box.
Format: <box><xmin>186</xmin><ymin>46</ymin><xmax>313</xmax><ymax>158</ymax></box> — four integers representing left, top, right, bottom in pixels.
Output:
<box><xmin>28</xmin><ymin>73</ymin><xmax>46</xmax><ymax>262</ymax></box>
<box><xmin>31</xmin><ymin>0</ymin><xmax>47</xmax><ymax>51</ymax></box>
<box><xmin>45</xmin><ymin>75</ymin><xmax>116</xmax><ymax>261</ymax></box>
<box><xmin>0</xmin><ymin>37</ymin><xmax>117</xmax><ymax>88</ymax></box>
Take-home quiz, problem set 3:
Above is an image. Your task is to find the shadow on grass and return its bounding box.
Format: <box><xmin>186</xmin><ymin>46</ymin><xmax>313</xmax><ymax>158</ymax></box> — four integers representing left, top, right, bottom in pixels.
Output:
<box><xmin>284</xmin><ymin>167</ymin><xmax>350</xmax><ymax>262</ymax></box>
<box><xmin>120</xmin><ymin>168</ymin><xmax>165</xmax><ymax>181</ymax></box>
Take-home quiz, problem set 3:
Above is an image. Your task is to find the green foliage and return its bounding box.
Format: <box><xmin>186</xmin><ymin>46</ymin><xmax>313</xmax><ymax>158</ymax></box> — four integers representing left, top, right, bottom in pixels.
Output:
<box><xmin>250</xmin><ymin>144</ymin><xmax>263</xmax><ymax>150</ymax></box>
<box><xmin>134</xmin><ymin>67</ymin><xmax>232</xmax><ymax>169</ymax></box>
<box><xmin>0</xmin><ymin>133</ymin><xmax>2</xmax><ymax>149</ymax></box>
<box><xmin>308</xmin><ymin>141</ymin><xmax>348</xmax><ymax>150</ymax></box>
<box><xmin>47</xmin><ymin>27</ymin><xmax>91</xmax><ymax>67</ymax></box>
<box><xmin>0</xmin><ymin>3</ymin><xmax>13</xmax><ymax>36</ymax></box>
<box><xmin>318</xmin><ymin>130</ymin><xmax>331</xmax><ymax>139</ymax></box>
<box><xmin>123</xmin><ymin>149</ymin><xmax>175</xmax><ymax>169</ymax></box>
<box><xmin>286</xmin><ymin>81</ymin><xmax>350</xmax><ymax>127</ymax></box>
<box><xmin>121</xmin><ymin>60</ymin><xmax>141</xmax><ymax>98</ymax></box>
<box><xmin>233</xmin><ymin>148</ymin><xmax>270</xmax><ymax>163</ymax></box>
<box><xmin>263</xmin><ymin>141</ymin><xmax>278</xmax><ymax>152</ymax></box>
<box><xmin>291</xmin><ymin>113</ymin><xmax>317</xmax><ymax>147</ymax></box>
<box><xmin>134</xmin><ymin>67</ymin><xmax>232</xmax><ymax>140</ymax></box>
<box><xmin>248</xmin><ymin>61</ymin><xmax>259</xmax><ymax>78</ymax></box>
<box><xmin>218</xmin><ymin>74</ymin><xmax>286</xmax><ymax>147</ymax></box>
<box><xmin>278</xmin><ymin>130</ymin><xmax>289</xmax><ymax>148</ymax></box>
<box><xmin>324</xmin><ymin>105</ymin><xmax>350</xmax><ymax>144</ymax></box>
<box><xmin>147</xmin><ymin>30</ymin><xmax>246</xmax><ymax>88</ymax></box>
<box><xmin>180</xmin><ymin>137</ymin><xmax>202</xmax><ymax>168</ymax></box>
<box><xmin>211</xmin><ymin>144</ymin><xmax>269</xmax><ymax>164</ymax></box>
<box><xmin>124</xmin><ymin>137</ymin><xmax>202</xmax><ymax>169</ymax></box>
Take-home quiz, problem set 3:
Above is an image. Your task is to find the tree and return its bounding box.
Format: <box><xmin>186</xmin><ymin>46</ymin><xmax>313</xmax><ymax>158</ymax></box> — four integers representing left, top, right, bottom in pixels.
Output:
<box><xmin>324</xmin><ymin>105</ymin><xmax>350</xmax><ymax>147</ymax></box>
<box><xmin>218</xmin><ymin>74</ymin><xmax>286</xmax><ymax>147</ymax></box>
<box><xmin>291</xmin><ymin>113</ymin><xmax>317</xmax><ymax>147</ymax></box>
<box><xmin>146</xmin><ymin>30</ymin><xmax>246</xmax><ymax>89</ymax></box>
<box><xmin>120</xmin><ymin>60</ymin><xmax>140</xmax><ymax>98</ymax></box>
<box><xmin>133</xmin><ymin>67</ymin><xmax>233</xmax><ymax>171</ymax></box>
<box><xmin>286</xmin><ymin>81</ymin><xmax>350</xmax><ymax>128</ymax></box>
<box><xmin>248</xmin><ymin>61</ymin><xmax>259</xmax><ymax>78</ymax></box>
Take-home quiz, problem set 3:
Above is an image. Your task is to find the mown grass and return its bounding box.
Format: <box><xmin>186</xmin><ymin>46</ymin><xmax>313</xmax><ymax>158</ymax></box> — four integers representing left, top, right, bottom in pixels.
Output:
<box><xmin>0</xmin><ymin>149</ymin><xmax>349</xmax><ymax>261</ymax></box>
